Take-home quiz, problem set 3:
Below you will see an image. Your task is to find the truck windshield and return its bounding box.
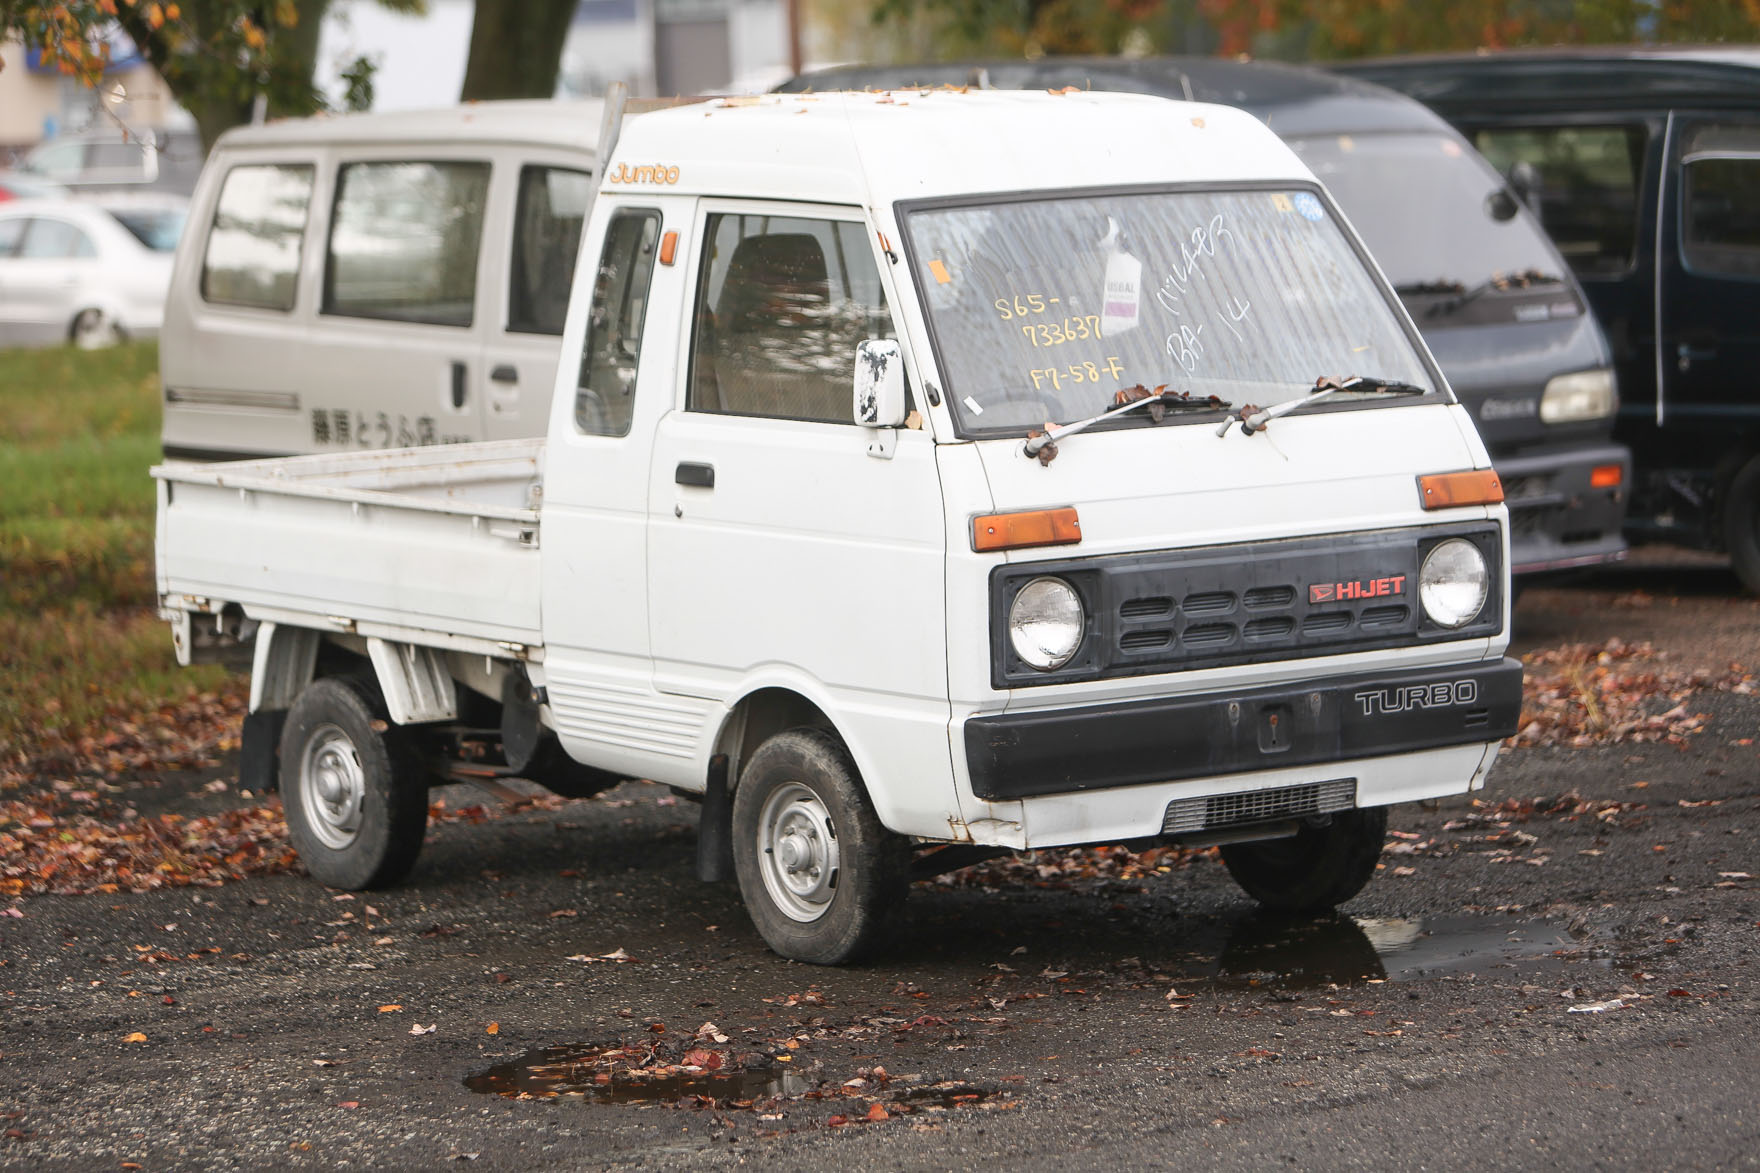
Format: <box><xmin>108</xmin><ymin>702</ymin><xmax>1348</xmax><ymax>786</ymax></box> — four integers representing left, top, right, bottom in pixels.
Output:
<box><xmin>1285</xmin><ymin>132</ymin><xmax>1586</xmax><ymax>328</ymax></box>
<box><xmin>903</xmin><ymin>186</ymin><xmax>1435</xmax><ymax>438</ymax></box>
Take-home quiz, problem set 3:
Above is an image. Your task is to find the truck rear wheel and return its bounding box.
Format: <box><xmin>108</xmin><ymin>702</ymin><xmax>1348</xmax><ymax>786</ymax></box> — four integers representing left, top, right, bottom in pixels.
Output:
<box><xmin>1220</xmin><ymin>807</ymin><xmax>1388</xmax><ymax>911</ymax></box>
<box><xmin>280</xmin><ymin>676</ymin><xmax>430</xmax><ymax>890</ymax></box>
<box><xmin>731</xmin><ymin>728</ymin><xmax>910</xmax><ymax>965</ymax></box>
<box><xmin>1724</xmin><ymin>452</ymin><xmax>1760</xmax><ymax>595</ymax></box>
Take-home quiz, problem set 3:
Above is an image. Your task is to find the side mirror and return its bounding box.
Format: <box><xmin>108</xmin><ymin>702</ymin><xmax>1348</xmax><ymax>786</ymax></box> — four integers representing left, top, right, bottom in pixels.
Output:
<box><xmin>853</xmin><ymin>338</ymin><xmax>906</xmax><ymax>428</ymax></box>
<box><xmin>1485</xmin><ymin>188</ymin><xmax>1520</xmax><ymax>223</ymax></box>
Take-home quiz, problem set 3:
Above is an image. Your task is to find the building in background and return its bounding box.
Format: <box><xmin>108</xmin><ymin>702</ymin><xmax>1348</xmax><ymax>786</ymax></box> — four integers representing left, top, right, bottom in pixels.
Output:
<box><xmin>315</xmin><ymin>0</ymin><xmax>792</xmax><ymax>110</ymax></box>
<box><xmin>0</xmin><ymin>32</ymin><xmax>190</xmax><ymax>163</ymax></box>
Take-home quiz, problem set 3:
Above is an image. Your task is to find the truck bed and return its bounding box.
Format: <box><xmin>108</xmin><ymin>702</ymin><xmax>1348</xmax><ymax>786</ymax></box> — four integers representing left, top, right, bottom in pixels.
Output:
<box><xmin>154</xmin><ymin>439</ymin><xmax>546</xmax><ymax>652</ymax></box>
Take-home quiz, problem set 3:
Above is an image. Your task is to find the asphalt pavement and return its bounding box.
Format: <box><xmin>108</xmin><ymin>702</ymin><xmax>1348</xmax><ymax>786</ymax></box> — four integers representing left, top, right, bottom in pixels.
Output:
<box><xmin>2</xmin><ymin>558</ymin><xmax>1757</xmax><ymax>1170</ymax></box>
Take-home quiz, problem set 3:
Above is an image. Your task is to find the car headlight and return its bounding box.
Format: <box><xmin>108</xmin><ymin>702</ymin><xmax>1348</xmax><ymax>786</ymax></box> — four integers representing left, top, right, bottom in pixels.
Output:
<box><xmin>1008</xmin><ymin>577</ymin><xmax>1085</xmax><ymax>670</ymax></box>
<box><xmin>1539</xmin><ymin>369</ymin><xmax>1616</xmax><ymax>424</ymax></box>
<box><xmin>1419</xmin><ymin>539</ymin><xmax>1490</xmax><ymax>628</ymax></box>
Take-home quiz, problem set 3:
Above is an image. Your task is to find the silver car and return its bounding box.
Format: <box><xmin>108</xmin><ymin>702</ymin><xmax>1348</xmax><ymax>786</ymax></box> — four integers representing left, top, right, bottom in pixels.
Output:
<box><xmin>0</xmin><ymin>197</ymin><xmax>185</xmax><ymax>348</ymax></box>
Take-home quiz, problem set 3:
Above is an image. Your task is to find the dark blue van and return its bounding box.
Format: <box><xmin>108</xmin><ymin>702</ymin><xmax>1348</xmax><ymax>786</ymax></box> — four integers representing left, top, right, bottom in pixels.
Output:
<box><xmin>1335</xmin><ymin>48</ymin><xmax>1760</xmax><ymax>591</ymax></box>
<box><xmin>781</xmin><ymin>57</ymin><xmax>1631</xmax><ymax>579</ymax></box>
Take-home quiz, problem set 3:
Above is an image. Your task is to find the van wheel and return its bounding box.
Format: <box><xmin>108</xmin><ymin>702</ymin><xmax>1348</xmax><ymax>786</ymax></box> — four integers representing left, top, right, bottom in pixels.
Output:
<box><xmin>1724</xmin><ymin>453</ymin><xmax>1760</xmax><ymax>595</ymax></box>
<box><xmin>280</xmin><ymin>676</ymin><xmax>430</xmax><ymax>890</ymax></box>
<box><xmin>70</xmin><ymin>308</ymin><xmax>121</xmax><ymax>350</ymax></box>
<box><xmin>731</xmin><ymin>728</ymin><xmax>910</xmax><ymax>965</ymax></box>
<box><xmin>1220</xmin><ymin>807</ymin><xmax>1388</xmax><ymax>911</ymax></box>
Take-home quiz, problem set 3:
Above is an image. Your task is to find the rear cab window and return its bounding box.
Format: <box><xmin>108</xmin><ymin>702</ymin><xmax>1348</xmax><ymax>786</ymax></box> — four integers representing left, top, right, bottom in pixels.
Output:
<box><xmin>510</xmin><ymin>165</ymin><xmax>593</xmax><ymax>335</ymax></box>
<box><xmin>902</xmin><ymin>185</ymin><xmax>1438</xmax><ymax>438</ymax></box>
<box><xmin>201</xmin><ymin>164</ymin><xmax>316</xmax><ymax>311</ymax></box>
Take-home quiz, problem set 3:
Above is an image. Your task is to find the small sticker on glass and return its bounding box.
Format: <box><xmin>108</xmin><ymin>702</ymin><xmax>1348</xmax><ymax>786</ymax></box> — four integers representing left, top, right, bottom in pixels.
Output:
<box><xmin>929</xmin><ymin>259</ymin><xmax>953</xmax><ymax>284</ymax></box>
<box><xmin>963</xmin><ymin>395</ymin><xmax>985</xmax><ymax>415</ymax></box>
<box><xmin>1292</xmin><ymin>192</ymin><xmax>1325</xmax><ymax>222</ymax></box>
<box><xmin>1271</xmin><ymin>193</ymin><xmax>1294</xmax><ymax>213</ymax></box>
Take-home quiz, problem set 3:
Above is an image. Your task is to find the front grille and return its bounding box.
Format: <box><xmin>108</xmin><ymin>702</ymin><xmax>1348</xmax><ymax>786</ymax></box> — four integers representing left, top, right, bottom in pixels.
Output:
<box><xmin>1162</xmin><ymin>777</ymin><xmax>1357</xmax><ymax>836</ymax></box>
<box><xmin>990</xmin><ymin>523</ymin><xmax>1504</xmax><ymax>688</ymax></box>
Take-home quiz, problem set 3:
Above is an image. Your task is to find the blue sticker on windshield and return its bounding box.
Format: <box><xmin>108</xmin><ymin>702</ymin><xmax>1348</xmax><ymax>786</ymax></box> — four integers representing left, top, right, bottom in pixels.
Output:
<box><xmin>1292</xmin><ymin>192</ymin><xmax>1325</xmax><ymax>222</ymax></box>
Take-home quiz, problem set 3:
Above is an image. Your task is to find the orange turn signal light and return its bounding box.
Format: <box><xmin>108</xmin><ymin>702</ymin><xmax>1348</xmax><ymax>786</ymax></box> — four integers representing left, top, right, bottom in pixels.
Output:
<box><xmin>1418</xmin><ymin>469</ymin><xmax>1505</xmax><ymax>510</ymax></box>
<box><xmin>972</xmin><ymin>507</ymin><xmax>1082</xmax><ymax>552</ymax></box>
<box><xmin>1590</xmin><ymin>463</ymin><xmax>1624</xmax><ymax>489</ymax></box>
<box><xmin>659</xmin><ymin>230</ymin><xmax>679</xmax><ymax>266</ymax></box>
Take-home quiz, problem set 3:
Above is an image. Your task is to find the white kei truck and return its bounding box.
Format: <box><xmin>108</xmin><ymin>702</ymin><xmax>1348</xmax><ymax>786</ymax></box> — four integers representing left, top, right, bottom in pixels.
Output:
<box><xmin>155</xmin><ymin>89</ymin><xmax>1523</xmax><ymax>964</ymax></box>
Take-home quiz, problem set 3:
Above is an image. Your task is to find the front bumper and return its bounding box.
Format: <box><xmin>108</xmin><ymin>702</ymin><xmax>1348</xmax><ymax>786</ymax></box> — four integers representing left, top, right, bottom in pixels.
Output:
<box><xmin>1498</xmin><ymin>443</ymin><xmax>1630</xmax><ymax>575</ymax></box>
<box><xmin>964</xmin><ymin>656</ymin><xmax>1522</xmax><ymax>801</ymax></box>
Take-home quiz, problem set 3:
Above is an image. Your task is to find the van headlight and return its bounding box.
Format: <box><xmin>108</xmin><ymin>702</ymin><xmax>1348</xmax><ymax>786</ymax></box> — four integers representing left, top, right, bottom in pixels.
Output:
<box><xmin>1419</xmin><ymin>539</ymin><xmax>1490</xmax><ymax>628</ymax></box>
<box><xmin>1540</xmin><ymin>369</ymin><xmax>1616</xmax><ymax>424</ymax></box>
<box><xmin>1008</xmin><ymin>577</ymin><xmax>1085</xmax><ymax>670</ymax></box>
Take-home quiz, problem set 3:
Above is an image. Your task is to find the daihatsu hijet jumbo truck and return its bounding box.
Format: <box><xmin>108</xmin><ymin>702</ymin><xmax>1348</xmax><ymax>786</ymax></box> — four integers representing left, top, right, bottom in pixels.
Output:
<box><xmin>155</xmin><ymin>90</ymin><xmax>1523</xmax><ymax>964</ymax></box>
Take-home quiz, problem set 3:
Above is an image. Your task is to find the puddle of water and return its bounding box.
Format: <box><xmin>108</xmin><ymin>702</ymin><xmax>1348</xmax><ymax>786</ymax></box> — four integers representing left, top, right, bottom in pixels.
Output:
<box><xmin>465</xmin><ymin>1043</ymin><xmax>810</xmax><ymax>1105</ymax></box>
<box><xmin>1205</xmin><ymin>912</ymin><xmax>1590</xmax><ymax>990</ymax></box>
<box><xmin>895</xmin><ymin>1083</ymin><xmax>993</xmax><ymax>1110</ymax></box>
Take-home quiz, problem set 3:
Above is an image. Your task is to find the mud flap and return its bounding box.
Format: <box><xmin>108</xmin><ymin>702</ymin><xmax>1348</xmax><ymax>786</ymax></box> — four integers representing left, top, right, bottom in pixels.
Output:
<box><xmin>240</xmin><ymin>709</ymin><xmax>288</xmax><ymax>793</ymax></box>
<box><xmin>694</xmin><ymin>753</ymin><xmax>734</xmax><ymax>883</ymax></box>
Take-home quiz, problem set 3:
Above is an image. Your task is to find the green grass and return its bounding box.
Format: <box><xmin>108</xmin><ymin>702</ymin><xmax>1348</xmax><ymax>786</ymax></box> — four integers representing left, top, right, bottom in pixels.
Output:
<box><xmin>0</xmin><ymin>342</ymin><xmax>231</xmax><ymax>760</ymax></box>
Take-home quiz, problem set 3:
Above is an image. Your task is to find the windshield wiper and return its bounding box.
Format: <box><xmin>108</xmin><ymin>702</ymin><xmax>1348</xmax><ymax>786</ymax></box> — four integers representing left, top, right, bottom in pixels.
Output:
<box><xmin>1024</xmin><ymin>385</ymin><xmax>1232</xmax><ymax>465</ymax></box>
<box><xmin>1427</xmin><ymin>269</ymin><xmax>1564</xmax><ymax>318</ymax></box>
<box><xmin>1213</xmin><ymin>375</ymin><xmax>1429</xmax><ymax>439</ymax></box>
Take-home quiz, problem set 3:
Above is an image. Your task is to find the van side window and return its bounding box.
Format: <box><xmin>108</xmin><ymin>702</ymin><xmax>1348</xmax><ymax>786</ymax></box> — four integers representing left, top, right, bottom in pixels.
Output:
<box><xmin>201</xmin><ymin>164</ymin><xmax>315</xmax><ymax>311</ymax></box>
<box><xmin>18</xmin><ymin>219</ymin><xmax>94</xmax><ymax>259</ymax></box>
<box><xmin>510</xmin><ymin>165</ymin><xmax>592</xmax><ymax>335</ymax></box>
<box><xmin>324</xmin><ymin>161</ymin><xmax>490</xmax><ymax>327</ymax></box>
<box><xmin>1681</xmin><ymin>125</ymin><xmax>1760</xmax><ymax>280</ymax></box>
<box><xmin>1472</xmin><ymin>125</ymin><xmax>1646</xmax><ymax>278</ymax></box>
<box><xmin>687</xmin><ymin>214</ymin><xmax>894</xmax><ymax>424</ymax></box>
<box><xmin>575</xmin><ymin>209</ymin><xmax>660</xmax><ymax>438</ymax></box>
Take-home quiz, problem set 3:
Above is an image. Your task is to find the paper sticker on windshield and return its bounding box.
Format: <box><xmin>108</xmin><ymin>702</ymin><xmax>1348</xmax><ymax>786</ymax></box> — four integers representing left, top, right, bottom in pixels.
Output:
<box><xmin>1292</xmin><ymin>192</ymin><xmax>1325</xmax><ymax>222</ymax></box>
<box><xmin>929</xmin><ymin>259</ymin><xmax>953</xmax><ymax>284</ymax></box>
<box><xmin>1270</xmin><ymin>193</ymin><xmax>1294</xmax><ymax>214</ymax></box>
<box><xmin>1102</xmin><ymin>250</ymin><xmax>1142</xmax><ymax>337</ymax></box>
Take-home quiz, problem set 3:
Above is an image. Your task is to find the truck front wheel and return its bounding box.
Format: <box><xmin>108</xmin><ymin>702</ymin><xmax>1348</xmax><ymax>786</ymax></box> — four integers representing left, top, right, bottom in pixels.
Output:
<box><xmin>280</xmin><ymin>676</ymin><xmax>430</xmax><ymax>890</ymax></box>
<box><xmin>1220</xmin><ymin>807</ymin><xmax>1388</xmax><ymax>911</ymax></box>
<box><xmin>731</xmin><ymin>729</ymin><xmax>910</xmax><ymax>965</ymax></box>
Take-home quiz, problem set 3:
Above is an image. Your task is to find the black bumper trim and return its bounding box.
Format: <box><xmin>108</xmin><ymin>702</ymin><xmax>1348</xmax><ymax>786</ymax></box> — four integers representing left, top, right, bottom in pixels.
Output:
<box><xmin>965</xmin><ymin>657</ymin><xmax>1523</xmax><ymax>801</ymax></box>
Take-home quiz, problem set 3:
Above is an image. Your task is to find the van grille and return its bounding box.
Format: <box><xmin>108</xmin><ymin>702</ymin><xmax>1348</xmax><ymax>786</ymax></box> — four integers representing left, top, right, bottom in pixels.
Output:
<box><xmin>1162</xmin><ymin>778</ymin><xmax>1357</xmax><ymax>836</ymax></box>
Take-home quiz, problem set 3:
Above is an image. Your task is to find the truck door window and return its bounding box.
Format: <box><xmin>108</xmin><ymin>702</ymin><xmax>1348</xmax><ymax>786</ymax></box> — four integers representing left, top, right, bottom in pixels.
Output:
<box><xmin>1681</xmin><ymin>125</ymin><xmax>1760</xmax><ymax>280</ymax></box>
<box><xmin>575</xmin><ymin>209</ymin><xmax>660</xmax><ymax>438</ymax></box>
<box><xmin>509</xmin><ymin>165</ymin><xmax>593</xmax><ymax>335</ymax></box>
<box><xmin>324</xmin><ymin>161</ymin><xmax>490</xmax><ymax>327</ymax></box>
<box><xmin>201</xmin><ymin>163</ymin><xmax>315</xmax><ymax>311</ymax></box>
<box><xmin>1471</xmin><ymin>126</ymin><xmax>1645</xmax><ymax>278</ymax></box>
<box><xmin>688</xmin><ymin>214</ymin><xmax>894</xmax><ymax>424</ymax></box>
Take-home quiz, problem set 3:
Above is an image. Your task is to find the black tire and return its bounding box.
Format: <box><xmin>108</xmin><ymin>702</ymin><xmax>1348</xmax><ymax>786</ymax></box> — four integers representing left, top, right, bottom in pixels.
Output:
<box><xmin>1219</xmin><ymin>807</ymin><xmax>1388</xmax><ymax>912</ymax></box>
<box><xmin>1724</xmin><ymin>452</ymin><xmax>1760</xmax><ymax>595</ymax></box>
<box><xmin>280</xmin><ymin>676</ymin><xmax>430</xmax><ymax>890</ymax></box>
<box><xmin>731</xmin><ymin>728</ymin><xmax>911</xmax><ymax>965</ymax></box>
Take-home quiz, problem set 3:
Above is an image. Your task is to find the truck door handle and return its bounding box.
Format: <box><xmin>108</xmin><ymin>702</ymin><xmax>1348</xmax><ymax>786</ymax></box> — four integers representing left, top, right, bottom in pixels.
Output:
<box><xmin>490</xmin><ymin>364</ymin><xmax>518</xmax><ymax>384</ymax></box>
<box><xmin>450</xmin><ymin>361</ymin><xmax>468</xmax><ymax>409</ymax></box>
<box><xmin>675</xmin><ymin>462</ymin><xmax>715</xmax><ymax>488</ymax></box>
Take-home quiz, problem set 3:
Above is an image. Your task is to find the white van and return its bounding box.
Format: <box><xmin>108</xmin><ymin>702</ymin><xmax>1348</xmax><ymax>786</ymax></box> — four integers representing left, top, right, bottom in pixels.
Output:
<box><xmin>158</xmin><ymin>101</ymin><xmax>602</xmax><ymax>461</ymax></box>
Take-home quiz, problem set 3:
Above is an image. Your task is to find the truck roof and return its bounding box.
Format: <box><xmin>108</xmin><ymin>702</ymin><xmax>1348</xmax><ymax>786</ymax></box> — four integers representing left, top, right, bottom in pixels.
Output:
<box><xmin>781</xmin><ymin>57</ymin><xmax>1449</xmax><ymax>138</ymax></box>
<box><xmin>210</xmin><ymin>99</ymin><xmax>606</xmax><ymax>154</ymax></box>
<box><xmin>610</xmin><ymin>89</ymin><xmax>1310</xmax><ymax>207</ymax></box>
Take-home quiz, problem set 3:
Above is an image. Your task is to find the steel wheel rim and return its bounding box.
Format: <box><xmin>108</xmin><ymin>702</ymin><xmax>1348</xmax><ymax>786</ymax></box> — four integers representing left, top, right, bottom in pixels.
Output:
<box><xmin>757</xmin><ymin>781</ymin><xmax>839</xmax><ymax>923</ymax></box>
<box><xmin>300</xmin><ymin>723</ymin><xmax>366</xmax><ymax>849</ymax></box>
<box><xmin>73</xmin><ymin>310</ymin><xmax>117</xmax><ymax>350</ymax></box>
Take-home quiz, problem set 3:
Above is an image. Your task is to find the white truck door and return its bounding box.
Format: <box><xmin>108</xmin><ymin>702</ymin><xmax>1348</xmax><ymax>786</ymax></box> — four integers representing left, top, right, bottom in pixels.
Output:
<box><xmin>645</xmin><ymin>204</ymin><xmax>951</xmax><ymax>810</ymax></box>
<box><xmin>539</xmin><ymin>199</ymin><xmax>694</xmax><ymax>781</ymax></box>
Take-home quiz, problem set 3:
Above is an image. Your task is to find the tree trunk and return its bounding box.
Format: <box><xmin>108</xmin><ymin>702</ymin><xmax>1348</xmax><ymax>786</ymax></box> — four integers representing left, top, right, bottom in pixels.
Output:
<box><xmin>267</xmin><ymin>0</ymin><xmax>333</xmax><ymax>120</ymax></box>
<box><xmin>459</xmin><ymin>0</ymin><xmax>578</xmax><ymax>101</ymax></box>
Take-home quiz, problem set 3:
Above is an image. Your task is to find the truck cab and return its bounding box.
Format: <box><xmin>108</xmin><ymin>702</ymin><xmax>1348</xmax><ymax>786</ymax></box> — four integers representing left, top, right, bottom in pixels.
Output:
<box><xmin>156</xmin><ymin>90</ymin><xmax>1520</xmax><ymax>964</ymax></box>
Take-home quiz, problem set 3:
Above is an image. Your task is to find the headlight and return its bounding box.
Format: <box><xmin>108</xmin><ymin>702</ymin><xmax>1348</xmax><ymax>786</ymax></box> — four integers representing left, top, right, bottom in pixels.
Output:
<box><xmin>1419</xmin><ymin>539</ymin><xmax>1490</xmax><ymax>628</ymax></box>
<box><xmin>1539</xmin><ymin>369</ymin><xmax>1616</xmax><ymax>424</ymax></box>
<box><xmin>1008</xmin><ymin>577</ymin><xmax>1085</xmax><ymax>670</ymax></box>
